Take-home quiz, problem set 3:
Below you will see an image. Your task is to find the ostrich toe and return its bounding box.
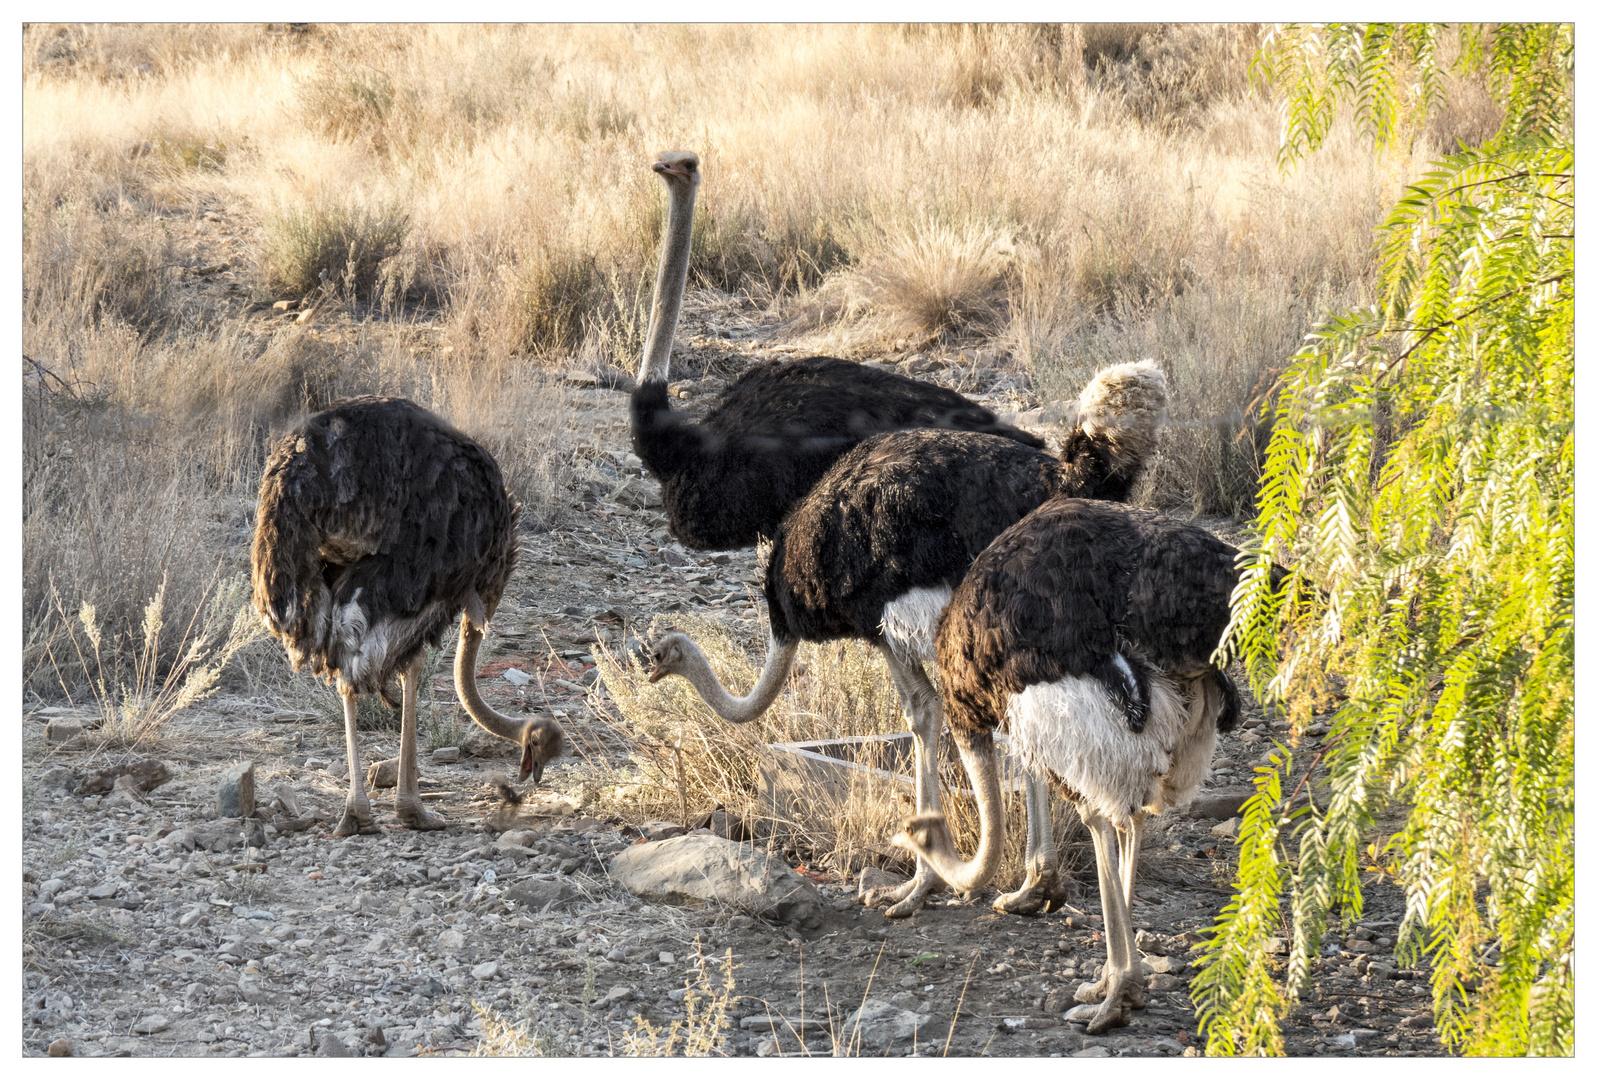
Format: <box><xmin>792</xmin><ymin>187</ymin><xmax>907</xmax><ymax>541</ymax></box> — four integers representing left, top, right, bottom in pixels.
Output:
<box><xmin>992</xmin><ymin>868</ymin><xmax>1068</xmax><ymax>916</ymax></box>
<box><xmin>395</xmin><ymin>797</ymin><xmax>447</xmax><ymax>831</ymax></box>
<box><xmin>863</xmin><ymin>871</ymin><xmax>942</xmax><ymax>918</ymax></box>
<box><xmin>334</xmin><ymin>803</ymin><xmax>379</xmax><ymax>837</ymax></box>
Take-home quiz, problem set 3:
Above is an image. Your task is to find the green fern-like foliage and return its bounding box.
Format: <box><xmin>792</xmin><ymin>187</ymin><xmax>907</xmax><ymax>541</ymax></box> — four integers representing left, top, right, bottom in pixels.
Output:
<box><xmin>1193</xmin><ymin>24</ymin><xmax>1572</xmax><ymax>1057</ymax></box>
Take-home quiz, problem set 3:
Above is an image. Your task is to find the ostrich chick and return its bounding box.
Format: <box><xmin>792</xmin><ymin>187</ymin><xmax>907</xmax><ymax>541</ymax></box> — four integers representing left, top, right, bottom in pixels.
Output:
<box><xmin>251</xmin><ymin>397</ymin><xmax>564</xmax><ymax>836</ymax></box>
<box><xmin>895</xmin><ymin>499</ymin><xmax>1266</xmax><ymax>1033</ymax></box>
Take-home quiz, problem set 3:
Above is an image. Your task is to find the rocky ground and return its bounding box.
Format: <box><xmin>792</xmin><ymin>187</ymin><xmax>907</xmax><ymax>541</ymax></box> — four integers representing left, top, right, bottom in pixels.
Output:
<box><xmin>22</xmin><ymin>294</ymin><xmax>1446</xmax><ymax>1058</ymax></box>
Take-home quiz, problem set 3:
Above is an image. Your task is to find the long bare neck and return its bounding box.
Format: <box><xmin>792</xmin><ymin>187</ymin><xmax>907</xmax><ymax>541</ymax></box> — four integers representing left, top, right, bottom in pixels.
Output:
<box><xmin>669</xmin><ymin>634</ymin><xmax>798</xmax><ymax>724</ymax></box>
<box><xmin>455</xmin><ymin>616</ymin><xmax>528</xmax><ymax>742</ymax></box>
<box><xmin>637</xmin><ymin>181</ymin><xmax>698</xmax><ymax>385</ymax></box>
<box><xmin>902</xmin><ymin>733</ymin><xmax>1007</xmax><ymax>893</ymax></box>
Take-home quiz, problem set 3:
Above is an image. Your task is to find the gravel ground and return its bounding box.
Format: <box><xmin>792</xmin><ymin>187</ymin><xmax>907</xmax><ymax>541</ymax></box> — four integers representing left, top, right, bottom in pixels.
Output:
<box><xmin>21</xmin><ymin>293</ymin><xmax>1447</xmax><ymax>1058</ymax></box>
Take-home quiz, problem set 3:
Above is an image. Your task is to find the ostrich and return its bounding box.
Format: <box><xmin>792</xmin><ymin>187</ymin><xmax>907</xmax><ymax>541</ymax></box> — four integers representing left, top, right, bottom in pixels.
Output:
<box><xmin>632</xmin><ymin>150</ymin><xmax>1044</xmax><ymax>552</ymax></box>
<box><xmin>646</xmin><ymin>361</ymin><xmax>1168</xmax><ymax>916</ymax></box>
<box><xmin>893</xmin><ymin>498</ymin><xmax>1263</xmax><ymax>1033</ymax></box>
<box><xmin>251</xmin><ymin>396</ymin><xmax>565</xmax><ymax>836</ymax></box>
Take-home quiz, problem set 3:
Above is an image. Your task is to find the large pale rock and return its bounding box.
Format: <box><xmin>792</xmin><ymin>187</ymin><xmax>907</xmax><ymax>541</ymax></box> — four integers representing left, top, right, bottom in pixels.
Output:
<box><xmin>840</xmin><ymin>1000</ymin><xmax>931</xmax><ymax>1050</ymax></box>
<box><xmin>608</xmin><ymin>834</ymin><xmax>824</xmax><ymax>928</ymax></box>
<box><xmin>461</xmin><ymin>725</ymin><xmax>515</xmax><ymax>759</ymax></box>
<box><xmin>45</xmin><ymin>717</ymin><xmax>86</xmax><ymax>745</ymax></box>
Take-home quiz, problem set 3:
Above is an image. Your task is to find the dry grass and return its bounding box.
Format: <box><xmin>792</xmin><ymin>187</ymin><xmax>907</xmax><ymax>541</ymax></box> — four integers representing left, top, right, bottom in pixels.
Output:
<box><xmin>25</xmin><ymin>24</ymin><xmax>1450</xmax><ymax>795</ymax></box>
<box><xmin>596</xmin><ymin>613</ymin><xmax>1085</xmax><ymax>892</ymax></box>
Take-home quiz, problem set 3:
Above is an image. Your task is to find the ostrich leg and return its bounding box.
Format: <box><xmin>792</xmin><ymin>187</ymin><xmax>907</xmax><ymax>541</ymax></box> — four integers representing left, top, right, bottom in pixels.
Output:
<box><xmin>1069</xmin><ymin>810</ymin><xmax>1144</xmax><ymax>1033</ymax></box>
<box><xmin>395</xmin><ymin>656</ymin><xmax>446</xmax><ymax>830</ymax></box>
<box><xmin>860</xmin><ymin>649</ymin><xmax>948</xmax><ymax>918</ymax></box>
<box><xmin>334</xmin><ymin>687</ymin><xmax>379</xmax><ymax>836</ymax></box>
<box><xmin>994</xmin><ymin>771</ymin><xmax>1068</xmax><ymax>914</ymax></box>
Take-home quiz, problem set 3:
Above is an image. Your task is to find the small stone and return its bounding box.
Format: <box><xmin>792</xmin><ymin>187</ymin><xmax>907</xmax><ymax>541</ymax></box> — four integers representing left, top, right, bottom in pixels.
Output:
<box><xmin>45</xmin><ymin>717</ymin><xmax>85</xmax><ymax>745</ymax></box>
<box><xmin>471</xmin><ymin>961</ymin><xmax>500</xmax><ymax>981</ymax></box>
<box><xmin>857</xmin><ymin>866</ymin><xmax>907</xmax><ymax>896</ymax></box>
<box><xmin>639</xmin><ymin>821</ymin><xmax>685</xmax><ymax>841</ymax></box>
<box><xmin>365</xmin><ymin>758</ymin><xmax>399</xmax><ymax>790</ymax></box>
<box><xmin>133</xmin><ymin>1014</ymin><xmax>170</xmax><ymax>1034</ymax></box>
<box><xmin>601</xmin><ymin>986</ymin><xmax>634</xmax><ymax>1005</ymax></box>
<box><xmin>1367</xmin><ymin>961</ymin><xmax>1396</xmax><ymax>980</ymax></box>
<box><xmin>106</xmin><ymin>774</ymin><xmax>148</xmax><ymax>808</ymax></box>
<box><xmin>179</xmin><ymin>906</ymin><xmax>206</xmax><ymax>927</ymax></box>
<box><xmin>219</xmin><ymin>762</ymin><xmax>255</xmax><ymax>818</ymax></box>
<box><xmin>243</xmin><ymin>819</ymin><xmax>268</xmax><ymax>849</ymax></box>
<box><xmin>1147</xmin><ymin>973</ymin><xmax>1181</xmax><ymax>991</ymax></box>
<box><xmin>1188</xmin><ymin>789</ymin><xmax>1251</xmax><ymax>820</ymax></box>
<box><xmin>605</xmin><ymin>948</ymin><xmax>626</xmax><ymax>962</ymax></box>
<box><xmin>1209</xmin><ymin>817</ymin><xmax>1241</xmax><ymax>839</ymax></box>
<box><xmin>430</xmin><ymin>747</ymin><xmax>460</xmax><ymax>765</ymax></box>
<box><xmin>503</xmin><ymin>877</ymin><xmax>577</xmax><ymax>912</ymax></box>
<box><xmin>1264</xmin><ymin>937</ymin><xmax>1289</xmax><ymax>955</ymax></box>
<box><xmin>86</xmin><ymin>882</ymin><xmax>119</xmax><ymax>900</ymax></box>
<box><xmin>438</xmin><ymin>929</ymin><xmax>466</xmax><ymax>950</ymax></box>
<box><xmin>658</xmin><ymin>951</ymin><xmax>675</xmax><ymax>965</ymax></box>
<box><xmin>499</xmin><ymin>830</ymin><xmax>540</xmax><ymax>848</ymax></box>
<box><xmin>48</xmin><ymin>1038</ymin><xmax>72</xmax><ymax>1056</ymax></box>
<box><xmin>1134</xmin><ymin>929</ymin><xmax>1167</xmax><ymax>956</ymax></box>
<box><xmin>272</xmin><ymin>300</ymin><xmax>294</xmax><ymax>312</ymax></box>
<box><xmin>39</xmin><ymin>765</ymin><xmax>76</xmax><ymax>792</ymax></box>
<box><xmin>1143</xmin><ymin>955</ymin><xmax>1186</xmax><ymax>975</ymax></box>
<box><xmin>273</xmin><ymin>786</ymin><xmax>304</xmax><ymax>817</ymax></box>
<box><xmin>1072</xmin><ymin>1045</ymin><xmax>1112</xmax><ymax>1057</ymax></box>
<box><xmin>317</xmin><ymin>1033</ymin><xmax>356</xmax><ymax>1057</ymax></box>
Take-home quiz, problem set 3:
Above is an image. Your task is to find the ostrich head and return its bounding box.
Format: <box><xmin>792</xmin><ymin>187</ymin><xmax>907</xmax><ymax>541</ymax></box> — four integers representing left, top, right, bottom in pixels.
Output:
<box><xmin>652</xmin><ymin>150</ymin><xmax>701</xmax><ymax>192</ymax></box>
<box><xmin>646</xmin><ymin>630</ymin><xmax>694</xmax><ymax>684</ymax></box>
<box><xmin>518</xmin><ymin>717</ymin><xmax>565</xmax><ymax>785</ymax></box>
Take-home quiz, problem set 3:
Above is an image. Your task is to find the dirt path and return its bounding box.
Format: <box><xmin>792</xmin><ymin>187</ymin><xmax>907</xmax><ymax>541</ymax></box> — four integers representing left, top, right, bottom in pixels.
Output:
<box><xmin>22</xmin><ymin>297</ymin><xmax>1443</xmax><ymax>1058</ymax></box>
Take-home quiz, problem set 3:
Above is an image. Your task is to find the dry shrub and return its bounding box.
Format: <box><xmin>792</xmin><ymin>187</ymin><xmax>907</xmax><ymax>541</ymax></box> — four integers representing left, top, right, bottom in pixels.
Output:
<box><xmin>597</xmin><ymin>614</ymin><xmax>1084</xmax><ymax>892</ymax></box>
<box><xmin>260</xmin><ymin>192</ymin><xmax>411</xmax><ymax>299</ymax></box>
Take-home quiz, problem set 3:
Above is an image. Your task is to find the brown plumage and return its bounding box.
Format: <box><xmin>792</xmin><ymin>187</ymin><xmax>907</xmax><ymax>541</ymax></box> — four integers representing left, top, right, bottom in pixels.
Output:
<box><xmin>252</xmin><ymin>396</ymin><xmax>563</xmax><ymax>835</ymax></box>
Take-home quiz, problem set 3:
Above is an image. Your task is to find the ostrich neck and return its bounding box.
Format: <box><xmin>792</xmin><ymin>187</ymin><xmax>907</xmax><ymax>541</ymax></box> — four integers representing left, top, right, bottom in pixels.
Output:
<box><xmin>674</xmin><ymin>634</ymin><xmax>798</xmax><ymax>724</ymax></box>
<box><xmin>455</xmin><ymin>616</ymin><xmax>528</xmax><ymax>743</ymax></box>
<box><xmin>638</xmin><ymin>183</ymin><xmax>698</xmax><ymax>385</ymax></box>
<box><xmin>911</xmin><ymin>734</ymin><xmax>1007</xmax><ymax>893</ymax></box>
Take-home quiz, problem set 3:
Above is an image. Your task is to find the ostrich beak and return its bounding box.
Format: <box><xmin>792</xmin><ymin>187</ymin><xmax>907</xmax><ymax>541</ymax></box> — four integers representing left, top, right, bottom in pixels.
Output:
<box><xmin>652</xmin><ymin>161</ymin><xmax>690</xmax><ymax>180</ymax></box>
<box><xmin>647</xmin><ymin>664</ymin><xmax>668</xmax><ymax>684</ymax></box>
<box><xmin>519</xmin><ymin>743</ymin><xmax>540</xmax><ymax>785</ymax></box>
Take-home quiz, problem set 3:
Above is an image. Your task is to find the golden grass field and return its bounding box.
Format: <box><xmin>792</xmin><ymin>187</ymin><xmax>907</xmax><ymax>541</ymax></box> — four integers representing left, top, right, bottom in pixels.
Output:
<box><xmin>22</xmin><ymin>23</ymin><xmax>1498</xmax><ymax>840</ymax></box>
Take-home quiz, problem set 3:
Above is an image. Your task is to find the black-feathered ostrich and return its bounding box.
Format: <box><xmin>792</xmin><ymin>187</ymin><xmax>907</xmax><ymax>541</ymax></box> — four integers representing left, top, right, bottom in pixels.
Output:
<box><xmin>632</xmin><ymin>150</ymin><xmax>1043</xmax><ymax>552</ymax></box>
<box><xmin>251</xmin><ymin>397</ymin><xmax>565</xmax><ymax>836</ymax></box>
<box><xmin>646</xmin><ymin>361</ymin><xmax>1168</xmax><ymax>917</ymax></box>
<box><xmin>893</xmin><ymin>499</ymin><xmax>1260</xmax><ymax>1033</ymax></box>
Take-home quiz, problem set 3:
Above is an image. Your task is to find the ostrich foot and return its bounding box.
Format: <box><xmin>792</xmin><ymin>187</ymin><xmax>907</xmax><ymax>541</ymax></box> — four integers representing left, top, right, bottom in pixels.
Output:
<box><xmin>1083</xmin><ymin>996</ymin><xmax>1133</xmax><ymax>1035</ymax></box>
<box><xmin>1074</xmin><ymin>974</ymin><xmax>1109</xmax><ymax>1004</ymax></box>
<box><xmin>1074</xmin><ymin>972</ymin><xmax>1145</xmax><ymax>1008</ymax></box>
<box><xmin>395</xmin><ymin>797</ymin><xmax>446</xmax><ymax>831</ymax></box>
<box><xmin>334</xmin><ymin>802</ymin><xmax>379</xmax><ymax>837</ymax></box>
<box><xmin>992</xmin><ymin>868</ymin><xmax>1068</xmax><ymax>916</ymax></box>
<box><xmin>861</xmin><ymin>873</ymin><xmax>941</xmax><ymax>918</ymax></box>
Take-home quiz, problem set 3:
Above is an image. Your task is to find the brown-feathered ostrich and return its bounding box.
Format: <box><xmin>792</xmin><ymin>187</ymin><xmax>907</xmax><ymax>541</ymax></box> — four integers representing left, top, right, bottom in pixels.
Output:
<box><xmin>646</xmin><ymin>361</ymin><xmax>1168</xmax><ymax>917</ymax></box>
<box><xmin>251</xmin><ymin>397</ymin><xmax>565</xmax><ymax>836</ymax></box>
<box><xmin>893</xmin><ymin>499</ymin><xmax>1260</xmax><ymax>1033</ymax></box>
<box><xmin>632</xmin><ymin>150</ymin><xmax>1044</xmax><ymax>552</ymax></box>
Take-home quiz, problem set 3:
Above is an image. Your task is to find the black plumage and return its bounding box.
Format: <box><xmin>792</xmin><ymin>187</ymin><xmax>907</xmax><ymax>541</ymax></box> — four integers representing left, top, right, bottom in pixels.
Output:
<box><xmin>252</xmin><ymin>396</ymin><xmax>563</xmax><ymax>834</ymax></box>
<box><xmin>252</xmin><ymin>397</ymin><xmax>516</xmax><ymax>694</ymax></box>
<box><xmin>897</xmin><ymin>499</ymin><xmax>1262</xmax><ymax>1033</ymax></box>
<box><xmin>627</xmin><ymin>148</ymin><xmax>1041</xmax><ymax>553</ymax></box>
<box><xmin>935</xmin><ymin>498</ymin><xmax>1246</xmax><ymax>744</ymax></box>
<box><xmin>647</xmin><ymin>361</ymin><xmax>1168</xmax><ymax>917</ymax></box>
<box><xmin>632</xmin><ymin>357</ymin><xmax>1044</xmax><ymax>550</ymax></box>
